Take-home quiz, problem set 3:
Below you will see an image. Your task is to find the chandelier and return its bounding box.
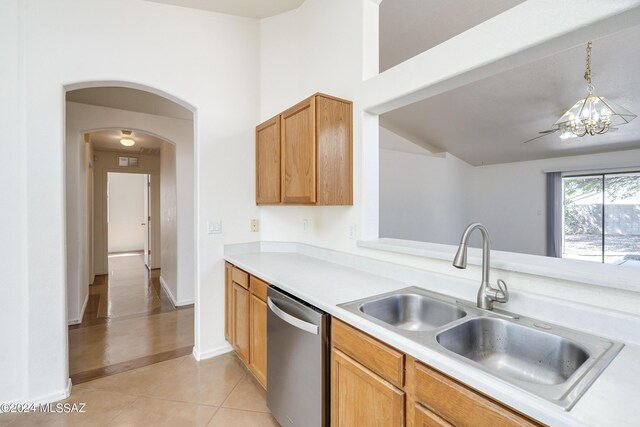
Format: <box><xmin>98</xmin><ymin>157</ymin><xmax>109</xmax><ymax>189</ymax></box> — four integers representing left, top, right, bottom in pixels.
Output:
<box><xmin>552</xmin><ymin>42</ymin><xmax>636</xmax><ymax>140</ymax></box>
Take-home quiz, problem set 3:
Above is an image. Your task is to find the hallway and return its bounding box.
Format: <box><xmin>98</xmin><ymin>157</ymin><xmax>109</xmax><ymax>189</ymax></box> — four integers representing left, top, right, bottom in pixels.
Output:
<box><xmin>68</xmin><ymin>252</ymin><xmax>194</xmax><ymax>384</ymax></box>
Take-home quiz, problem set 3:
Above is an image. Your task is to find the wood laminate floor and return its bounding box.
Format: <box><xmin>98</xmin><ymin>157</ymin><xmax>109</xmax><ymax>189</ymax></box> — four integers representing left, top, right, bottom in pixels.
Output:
<box><xmin>68</xmin><ymin>252</ymin><xmax>194</xmax><ymax>384</ymax></box>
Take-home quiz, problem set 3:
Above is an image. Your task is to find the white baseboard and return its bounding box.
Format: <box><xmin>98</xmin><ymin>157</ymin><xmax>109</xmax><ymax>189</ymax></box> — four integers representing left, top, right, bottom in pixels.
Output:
<box><xmin>159</xmin><ymin>275</ymin><xmax>177</xmax><ymax>308</ymax></box>
<box><xmin>192</xmin><ymin>344</ymin><xmax>233</xmax><ymax>361</ymax></box>
<box><xmin>20</xmin><ymin>379</ymin><xmax>72</xmax><ymax>406</ymax></box>
<box><xmin>160</xmin><ymin>276</ymin><xmax>194</xmax><ymax>307</ymax></box>
<box><xmin>67</xmin><ymin>294</ymin><xmax>89</xmax><ymax>326</ymax></box>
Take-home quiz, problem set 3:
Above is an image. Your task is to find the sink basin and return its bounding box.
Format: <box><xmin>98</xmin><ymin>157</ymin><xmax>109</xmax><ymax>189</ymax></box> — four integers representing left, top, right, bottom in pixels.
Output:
<box><xmin>360</xmin><ymin>293</ymin><xmax>466</xmax><ymax>331</ymax></box>
<box><xmin>436</xmin><ymin>317</ymin><xmax>589</xmax><ymax>385</ymax></box>
<box><xmin>339</xmin><ymin>287</ymin><xmax>623</xmax><ymax>409</ymax></box>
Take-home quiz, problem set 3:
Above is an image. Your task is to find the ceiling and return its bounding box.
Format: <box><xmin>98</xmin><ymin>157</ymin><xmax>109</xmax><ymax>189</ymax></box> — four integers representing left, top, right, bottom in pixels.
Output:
<box><xmin>66</xmin><ymin>87</ymin><xmax>193</xmax><ymax>121</ymax></box>
<box><xmin>145</xmin><ymin>0</ymin><xmax>304</xmax><ymax>18</ymax></box>
<box><xmin>380</xmin><ymin>23</ymin><xmax>640</xmax><ymax>166</ymax></box>
<box><xmin>379</xmin><ymin>0</ymin><xmax>525</xmax><ymax>72</ymax></box>
<box><xmin>90</xmin><ymin>130</ymin><xmax>166</xmax><ymax>155</ymax></box>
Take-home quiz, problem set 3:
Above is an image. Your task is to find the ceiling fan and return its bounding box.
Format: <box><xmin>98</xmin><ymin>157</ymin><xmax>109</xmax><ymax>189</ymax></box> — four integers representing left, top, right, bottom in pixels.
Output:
<box><xmin>523</xmin><ymin>42</ymin><xmax>635</xmax><ymax>144</ymax></box>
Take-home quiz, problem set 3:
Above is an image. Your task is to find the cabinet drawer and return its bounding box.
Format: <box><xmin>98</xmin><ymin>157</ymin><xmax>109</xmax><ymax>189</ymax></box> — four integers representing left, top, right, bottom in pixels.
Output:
<box><xmin>232</xmin><ymin>266</ymin><xmax>249</xmax><ymax>289</ymax></box>
<box><xmin>415</xmin><ymin>403</ymin><xmax>452</xmax><ymax>427</ymax></box>
<box><xmin>332</xmin><ymin>319</ymin><xmax>404</xmax><ymax>388</ymax></box>
<box><xmin>414</xmin><ymin>362</ymin><xmax>540</xmax><ymax>427</ymax></box>
<box><xmin>250</xmin><ymin>275</ymin><xmax>269</xmax><ymax>301</ymax></box>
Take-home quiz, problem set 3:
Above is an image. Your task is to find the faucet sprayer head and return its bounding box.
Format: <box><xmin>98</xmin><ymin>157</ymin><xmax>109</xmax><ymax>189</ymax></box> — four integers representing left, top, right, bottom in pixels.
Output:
<box><xmin>453</xmin><ymin>244</ymin><xmax>468</xmax><ymax>269</ymax></box>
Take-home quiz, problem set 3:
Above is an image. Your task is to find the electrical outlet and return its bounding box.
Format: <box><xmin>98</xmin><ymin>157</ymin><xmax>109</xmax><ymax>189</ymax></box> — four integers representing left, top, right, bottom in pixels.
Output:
<box><xmin>250</xmin><ymin>219</ymin><xmax>259</xmax><ymax>232</ymax></box>
<box><xmin>302</xmin><ymin>219</ymin><xmax>309</xmax><ymax>233</ymax></box>
<box><xmin>207</xmin><ymin>220</ymin><xmax>222</xmax><ymax>234</ymax></box>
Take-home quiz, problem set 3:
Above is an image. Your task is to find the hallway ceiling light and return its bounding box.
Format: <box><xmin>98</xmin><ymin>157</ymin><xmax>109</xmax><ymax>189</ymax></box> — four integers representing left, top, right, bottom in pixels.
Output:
<box><xmin>120</xmin><ymin>130</ymin><xmax>135</xmax><ymax>147</ymax></box>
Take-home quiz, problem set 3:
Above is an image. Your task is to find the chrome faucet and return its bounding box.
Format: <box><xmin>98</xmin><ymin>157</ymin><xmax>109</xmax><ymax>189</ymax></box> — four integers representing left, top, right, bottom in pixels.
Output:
<box><xmin>452</xmin><ymin>223</ymin><xmax>508</xmax><ymax>310</ymax></box>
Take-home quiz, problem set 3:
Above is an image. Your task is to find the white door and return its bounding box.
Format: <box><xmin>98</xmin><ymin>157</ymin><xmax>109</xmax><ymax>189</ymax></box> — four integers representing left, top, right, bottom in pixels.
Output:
<box><xmin>143</xmin><ymin>174</ymin><xmax>151</xmax><ymax>269</ymax></box>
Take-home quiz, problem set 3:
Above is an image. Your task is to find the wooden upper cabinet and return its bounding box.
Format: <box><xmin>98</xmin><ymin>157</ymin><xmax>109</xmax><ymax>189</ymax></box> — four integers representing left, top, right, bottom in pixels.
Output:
<box><xmin>256</xmin><ymin>116</ymin><xmax>281</xmax><ymax>204</ymax></box>
<box><xmin>256</xmin><ymin>93</ymin><xmax>352</xmax><ymax>206</ymax></box>
<box><xmin>281</xmin><ymin>97</ymin><xmax>317</xmax><ymax>204</ymax></box>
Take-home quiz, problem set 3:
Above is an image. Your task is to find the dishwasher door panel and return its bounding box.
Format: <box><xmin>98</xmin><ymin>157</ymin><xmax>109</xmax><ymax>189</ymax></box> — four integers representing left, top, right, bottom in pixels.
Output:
<box><xmin>267</xmin><ymin>287</ymin><xmax>328</xmax><ymax>427</ymax></box>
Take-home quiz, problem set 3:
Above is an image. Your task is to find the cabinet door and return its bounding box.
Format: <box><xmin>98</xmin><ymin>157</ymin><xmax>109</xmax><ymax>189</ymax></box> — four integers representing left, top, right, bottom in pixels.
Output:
<box><xmin>332</xmin><ymin>348</ymin><xmax>405</xmax><ymax>427</ymax></box>
<box><xmin>281</xmin><ymin>97</ymin><xmax>316</xmax><ymax>204</ymax></box>
<box><xmin>414</xmin><ymin>404</ymin><xmax>452</xmax><ymax>427</ymax></box>
<box><xmin>224</xmin><ymin>263</ymin><xmax>233</xmax><ymax>343</ymax></box>
<box><xmin>232</xmin><ymin>282</ymin><xmax>250</xmax><ymax>364</ymax></box>
<box><xmin>256</xmin><ymin>116</ymin><xmax>281</xmax><ymax>204</ymax></box>
<box><xmin>249</xmin><ymin>294</ymin><xmax>267</xmax><ymax>387</ymax></box>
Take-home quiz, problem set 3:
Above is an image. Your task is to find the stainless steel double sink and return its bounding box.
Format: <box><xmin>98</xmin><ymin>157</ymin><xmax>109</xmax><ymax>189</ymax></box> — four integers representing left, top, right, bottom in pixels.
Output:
<box><xmin>338</xmin><ymin>287</ymin><xmax>623</xmax><ymax>410</ymax></box>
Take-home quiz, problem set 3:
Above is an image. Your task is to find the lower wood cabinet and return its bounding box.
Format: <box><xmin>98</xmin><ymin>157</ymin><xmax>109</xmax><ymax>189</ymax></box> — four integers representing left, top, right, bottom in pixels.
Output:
<box><xmin>225</xmin><ymin>263</ymin><xmax>268</xmax><ymax>388</ymax></box>
<box><xmin>331</xmin><ymin>320</ymin><xmax>542</xmax><ymax>427</ymax></box>
<box><xmin>332</xmin><ymin>348</ymin><xmax>405</xmax><ymax>427</ymax></box>
<box><xmin>249</xmin><ymin>276</ymin><xmax>268</xmax><ymax>387</ymax></box>
<box><xmin>225</xmin><ymin>264</ymin><xmax>544</xmax><ymax>426</ymax></box>
<box><xmin>231</xmin><ymin>281</ymin><xmax>250</xmax><ymax>363</ymax></box>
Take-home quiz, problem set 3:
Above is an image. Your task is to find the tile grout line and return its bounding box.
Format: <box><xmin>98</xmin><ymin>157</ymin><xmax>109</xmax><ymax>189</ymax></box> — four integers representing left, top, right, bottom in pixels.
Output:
<box><xmin>98</xmin><ymin>394</ymin><xmax>142</xmax><ymax>427</ymax></box>
<box><xmin>219</xmin><ymin>372</ymin><xmax>249</xmax><ymax>409</ymax></box>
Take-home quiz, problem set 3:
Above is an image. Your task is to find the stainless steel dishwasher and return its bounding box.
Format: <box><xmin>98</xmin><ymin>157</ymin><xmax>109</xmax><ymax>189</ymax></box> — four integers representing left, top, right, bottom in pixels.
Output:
<box><xmin>266</xmin><ymin>286</ymin><xmax>329</xmax><ymax>427</ymax></box>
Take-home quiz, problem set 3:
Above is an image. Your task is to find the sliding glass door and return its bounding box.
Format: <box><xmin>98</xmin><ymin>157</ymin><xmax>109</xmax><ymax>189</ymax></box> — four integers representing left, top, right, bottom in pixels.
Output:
<box><xmin>562</xmin><ymin>172</ymin><xmax>640</xmax><ymax>265</ymax></box>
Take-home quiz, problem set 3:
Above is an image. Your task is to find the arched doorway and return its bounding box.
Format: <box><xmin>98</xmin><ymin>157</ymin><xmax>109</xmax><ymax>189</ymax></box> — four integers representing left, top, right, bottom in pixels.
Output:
<box><xmin>64</xmin><ymin>84</ymin><xmax>197</xmax><ymax>383</ymax></box>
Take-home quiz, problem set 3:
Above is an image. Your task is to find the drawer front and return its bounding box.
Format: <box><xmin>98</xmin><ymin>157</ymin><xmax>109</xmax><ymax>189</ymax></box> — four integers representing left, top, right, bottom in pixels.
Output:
<box><xmin>249</xmin><ymin>275</ymin><xmax>269</xmax><ymax>301</ymax></box>
<box><xmin>232</xmin><ymin>266</ymin><xmax>249</xmax><ymax>289</ymax></box>
<box><xmin>332</xmin><ymin>319</ymin><xmax>404</xmax><ymax>388</ymax></box>
<box><xmin>414</xmin><ymin>362</ymin><xmax>540</xmax><ymax>427</ymax></box>
<box><xmin>415</xmin><ymin>403</ymin><xmax>452</xmax><ymax>427</ymax></box>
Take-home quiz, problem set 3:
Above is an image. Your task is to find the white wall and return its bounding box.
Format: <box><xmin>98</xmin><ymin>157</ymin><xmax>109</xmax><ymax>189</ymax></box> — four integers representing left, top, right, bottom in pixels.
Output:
<box><xmin>65</xmin><ymin>127</ymin><xmax>92</xmax><ymax>325</ymax></box>
<box><xmin>0</xmin><ymin>0</ymin><xmax>28</xmax><ymax>404</ymax></box>
<box><xmin>379</xmin><ymin>128</ymin><xmax>471</xmax><ymax>245</ymax></box>
<box><xmin>3</xmin><ymin>0</ymin><xmax>260</xmax><ymax>405</ymax></box>
<box><xmin>160</xmin><ymin>142</ymin><xmax>178</xmax><ymax>303</ymax></box>
<box><xmin>107</xmin><ymin>173</ymin><xmax>147</xmax><ymax>253</ymax></box>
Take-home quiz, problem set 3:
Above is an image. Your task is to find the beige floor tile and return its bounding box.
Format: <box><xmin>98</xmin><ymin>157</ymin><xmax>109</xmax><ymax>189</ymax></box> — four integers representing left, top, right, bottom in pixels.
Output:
<box><xmin>0</xmin><ymin>412</ymin><xmax>20</xmax><ymax>427</ymax></box>
<box><xmin>207</xmin><ymin>408</ymin><xmax>279</xmax><ymax>427</ymax></box>
<box><xmin>78</xmin><ymin>356</ymin><xmax>188</xmax><ymax>395</ymax></box>
<box><xmin>142</xmin><ymin>352</ymin><xmax>246</xmax><ymax>406</ymax></box>
<box><xmin>222</xmin><ymin>373</ymin><xmax>269</xmax><ymax>413</ymax></box>
<box><xmin>108</xmin><ymin>397</ymin><xmax>217</xmax><ymax>427</ymax></box>
<box><xmin>3</xmin><ymin>389</ymin><xmax>137</xmax><ymax>427</ymax></box>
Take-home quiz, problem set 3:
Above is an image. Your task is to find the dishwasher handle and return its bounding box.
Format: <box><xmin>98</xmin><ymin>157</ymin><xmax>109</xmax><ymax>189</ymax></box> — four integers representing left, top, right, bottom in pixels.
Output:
<box><xmin>267</xmin><ymin>297</ymin><xmax>319</xmax><ymax>335</ymax></box>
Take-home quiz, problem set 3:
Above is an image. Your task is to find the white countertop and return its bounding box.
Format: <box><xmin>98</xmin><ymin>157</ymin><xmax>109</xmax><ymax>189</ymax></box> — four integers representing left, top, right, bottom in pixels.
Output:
<box><xmin>224</xmin><ymin>249</ymin><xmax>640</xmax><ymax>427</ymax></box>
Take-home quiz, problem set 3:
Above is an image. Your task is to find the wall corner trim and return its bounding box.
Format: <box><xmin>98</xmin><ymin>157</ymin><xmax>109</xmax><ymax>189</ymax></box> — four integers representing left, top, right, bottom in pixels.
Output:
<box><xmin>192</xmin><ymin>344</ymin><xmax>233</xmax><ymax>361</ymax></box>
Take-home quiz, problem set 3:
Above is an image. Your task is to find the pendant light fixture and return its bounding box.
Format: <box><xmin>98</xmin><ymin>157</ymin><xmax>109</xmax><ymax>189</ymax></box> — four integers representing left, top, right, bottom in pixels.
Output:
<box><xmin>120</xmin><ymin>130</ymin><xmax>135</xmax><ymax>147</ymax></box>
<box><xmin>552</xmin><ymin>42</ymin><xmax>636</xmax><ymax>140</ymax></box>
